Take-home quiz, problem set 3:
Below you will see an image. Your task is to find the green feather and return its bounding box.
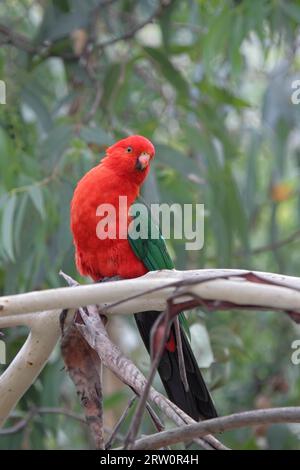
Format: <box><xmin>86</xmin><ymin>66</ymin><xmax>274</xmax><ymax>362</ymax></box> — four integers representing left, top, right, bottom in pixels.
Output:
<box><xmin>128</xmin><ymin>199</ymin><xmax>190</xmax><ymax>339</ymax></box>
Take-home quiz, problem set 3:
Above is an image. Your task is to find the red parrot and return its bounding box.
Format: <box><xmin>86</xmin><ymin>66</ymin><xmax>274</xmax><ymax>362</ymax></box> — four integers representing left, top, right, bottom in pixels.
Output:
<box><xmin>70</xmin><ymin>135</ymin><xmax>217</xmax><ymax>420</ymax></box>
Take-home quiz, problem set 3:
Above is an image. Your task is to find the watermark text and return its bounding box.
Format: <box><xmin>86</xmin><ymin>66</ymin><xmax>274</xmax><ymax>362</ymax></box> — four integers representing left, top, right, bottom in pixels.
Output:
<box><xmin>0</xmin><ymin>80</ymin><xmax>6</xmax><ymax>104</ymax></box>
<box><xmin>95</xmin><ymin>197</ymin><xmax>204</xmax><ymax>251</ymax></box>
<box><xmin>291</xmin><ymin>339</ymin><xmax>300</xmax><ymax>365</ymax></box>
<box><xmin>0</xmin><ymin>339</ymin><xmax>6</xmax><ymax>365</ymax></box>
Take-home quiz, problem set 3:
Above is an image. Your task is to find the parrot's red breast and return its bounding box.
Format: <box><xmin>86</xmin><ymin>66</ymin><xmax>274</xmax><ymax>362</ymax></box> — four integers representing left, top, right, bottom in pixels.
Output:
<box><xmin>70</xmin><ymin>135</ymin><xmax>155</xmax><ymax>281</ymax></box>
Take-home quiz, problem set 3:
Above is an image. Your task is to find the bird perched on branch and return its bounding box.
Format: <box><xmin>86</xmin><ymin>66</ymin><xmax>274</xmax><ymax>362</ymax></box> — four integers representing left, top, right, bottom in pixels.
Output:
<box><xmin>70</xmin><ymin>135</ymin><xmax>217</xmax><ymax>420</ymax></box>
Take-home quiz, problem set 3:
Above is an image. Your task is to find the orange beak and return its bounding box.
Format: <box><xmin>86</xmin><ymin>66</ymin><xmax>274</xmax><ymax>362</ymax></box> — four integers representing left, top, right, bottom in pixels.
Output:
<box><xmin>136</xmin><ymin>152</ymin><xmax>151</xmax><ymax>170</ymax></box>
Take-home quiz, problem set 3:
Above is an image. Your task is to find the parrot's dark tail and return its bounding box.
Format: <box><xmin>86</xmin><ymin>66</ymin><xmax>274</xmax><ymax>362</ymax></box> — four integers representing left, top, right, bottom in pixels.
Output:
<box><xmin>134</xmin><ymin>311</ymin><xmax>217</xmax><ymax>421</ymax></box>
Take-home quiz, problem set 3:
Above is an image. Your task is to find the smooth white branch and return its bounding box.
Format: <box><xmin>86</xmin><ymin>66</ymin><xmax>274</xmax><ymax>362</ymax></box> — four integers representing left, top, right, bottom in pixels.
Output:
<box><xmin>1</xmin><ymin>269</ymin><xmax>300</xmax><ymax>323</ymax></box>
<box><xmin>0</xmin><ymin>310</ymin><xmax>61</xmax><ymax>426</ymax></box>
<box><xmin>1</xmin><ymin>268</ymin><xmax>300</xmax><ymax>428</ymax></box>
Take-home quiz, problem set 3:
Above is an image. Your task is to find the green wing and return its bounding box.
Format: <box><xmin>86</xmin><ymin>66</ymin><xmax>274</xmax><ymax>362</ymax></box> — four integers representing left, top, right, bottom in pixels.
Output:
<box><xmin>128</xmin><ymin>199</ymin><xmax>189</xmax><ymax>336</ymax></box>
<box><xmin>128</xmin><ymin>201</ymin><xmax>174</xmax><ymax>271</ymax></box>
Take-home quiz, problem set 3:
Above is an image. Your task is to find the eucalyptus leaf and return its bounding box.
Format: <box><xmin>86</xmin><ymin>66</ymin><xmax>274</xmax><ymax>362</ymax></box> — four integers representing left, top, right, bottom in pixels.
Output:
<box><xmin>1</xmin><ymin>194</ymin><xmax>17</xmax><ymax>262</ymax></box>
<box><xmin>29</xmin><ymin>185</ymin><xmax>45</xmax><ymax>219</ymax></box>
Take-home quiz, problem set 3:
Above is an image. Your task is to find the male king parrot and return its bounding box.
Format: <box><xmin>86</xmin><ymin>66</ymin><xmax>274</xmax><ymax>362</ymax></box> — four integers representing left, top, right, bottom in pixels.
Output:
<box><xmin>70</xmin><ymin>135</ymin><xmax>217</xmax><ymax>420</ymax></box>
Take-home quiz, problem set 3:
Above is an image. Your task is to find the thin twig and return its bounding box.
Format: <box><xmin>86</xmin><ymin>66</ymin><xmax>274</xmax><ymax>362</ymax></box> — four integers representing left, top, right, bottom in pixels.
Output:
<box><xmin>105</xmin><ymin>396</ymin><xmax>137</xmax><ymax>449</ymax></box>
<box><xmin>123</xmin><ymin>306</ymin><xmax>172</xmax><ymax>449</ymax></box>
<box><xmin>0</xmin><ymin>407</ymin><xmax>85</xmax><ymax>435</ymax></box>
<box><xmin>0</xmin><ymin>24</ymin><xmax>36</xmax><ymax>53</ymax></box>
<box><xmin>251</xmin><ymin>228</ymin><xmax>300</xmax><ymax>255</ymax></box>
<box><xmin>95</xmin><ymin>0</ymin><xmax>173</xmax><ymax>50</ymax></box>
<box><xmin>0</xmin><ymin>406</ymin><xmax>121</xmax><ymax>439</ymax></box>
<box><xmin>145</xmin><ymin>402</ymin><xmax>165</xmax><ymax>433</ymax></box>
<box><xmin>206</xmin><ymin>228</ymin><xmax>300</xmax><ymax>263</ymax></box>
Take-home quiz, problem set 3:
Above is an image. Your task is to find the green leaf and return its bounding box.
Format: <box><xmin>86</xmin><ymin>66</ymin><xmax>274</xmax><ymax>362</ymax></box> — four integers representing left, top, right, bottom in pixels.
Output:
<box><xmin>29</xmin><ymin>185</ymin><xmax>45</xmax><ymax>219</ymax></box>
<box><xmin>14</xmin><ymin>193</ymin><xmax>28</xmax><ymax>254</ymax></box>
<box><xmin>155</xmin><ymin>144</ymin><xmax>200</xmax><ymax>179</ymax></box>
<box><xmin>79</xmin><ymin>126</ymin><xmax>113</xmax><ymax>146</ymax></box>
<box><xmin>202</xmin><ymin>7</ymin><xmax>232</xmax><ymax>77</ymax></box>
<box><xmin>37</xmin><ymin>0</ymin><xmax>92</xmax><ymax>42</ymax></box>
<box><xmin>1</xmin><ymin>194</ymin><xmax>17</xmax><ymax>261</ymax></box>
<box><xmin>198</xmin><ymin>79</ymin><xmax>250</xmax><ymax>108</ymax></box>
<box><xmin>159</xmin><ymin>0</ymin><xmax>179</xmax><ymax>50</ymax></box>
<box><xmin>22</xmin><ymin>86</ymin><xmax>53</xmax><ymax>133</ymax></box>
<box><xmin>42</xmin><ymin>124</ymin><xmax>73</xmax><ymax>167</ymax></box>
<box><xmin>280</xmin><ymin>2</ymin><xmax>300</xmax><ymax>23</ymax></box>
<box><xmin>52</xmin><ymin>0</ymin><xmax>70</xmax><ymax>13</ymax></box>
<box><xmin>244</xmin><ymin>131</ymin><xmax>261</xmax><ymax>217</ymax></box>
<box><xmin>143</xmin><ymin>47</ymin><xmax>189</xmax><ymax>99</ymax></box>
<box><xmin>101</xmin><ymin>63</ymin><xmax>122</xmax><ymax>110</ymax></box>
<box><xmin>224</xmin><ymin>164</ymin><xmax>249</xmax><ymax>252</ymax></box>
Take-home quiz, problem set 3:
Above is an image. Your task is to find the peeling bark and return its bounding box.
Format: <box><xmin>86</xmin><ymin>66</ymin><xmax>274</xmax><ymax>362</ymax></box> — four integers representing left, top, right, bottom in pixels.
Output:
<box><xmin>61</xmin><ymin>309</ymin><xmax>104</xmax><ymax>449</ymax></box>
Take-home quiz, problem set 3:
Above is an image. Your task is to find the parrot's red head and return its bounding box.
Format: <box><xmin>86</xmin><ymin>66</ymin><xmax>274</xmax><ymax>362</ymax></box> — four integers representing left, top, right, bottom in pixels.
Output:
<box><xmin>103</xmin><ymin>135</ymin><xmax>155</xmax><ymax>184</ymax></box>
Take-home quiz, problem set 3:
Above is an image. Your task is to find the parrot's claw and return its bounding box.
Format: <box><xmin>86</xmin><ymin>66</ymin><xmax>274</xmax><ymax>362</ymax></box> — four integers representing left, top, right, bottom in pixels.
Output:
<box><xmin>97</xmin><ymin>276</ymin><xmax>122</xmax><ymax>283</ymax></box>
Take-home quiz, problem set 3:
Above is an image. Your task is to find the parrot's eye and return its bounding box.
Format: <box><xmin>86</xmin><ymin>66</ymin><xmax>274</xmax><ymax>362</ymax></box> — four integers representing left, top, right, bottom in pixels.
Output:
<box><xmin>126</xmin><ymin>146</ymin><xmax>133</xmax><ymax>153</ymax></box>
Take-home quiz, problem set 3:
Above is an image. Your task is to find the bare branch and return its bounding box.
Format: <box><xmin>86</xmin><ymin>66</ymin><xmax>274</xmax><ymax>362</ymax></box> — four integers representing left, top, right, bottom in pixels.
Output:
<box><xmin>95</xmin><ymin>0</ymin><xmax>174</xmax><ymax>50</ymax></box>
<box><xmin>2</xmin><ymin>270</ymin><xmax>300</xmax><ymax>322</ymax></box>
<box><xmin>0</xmin><ymin>0</ymin><xmax>172</xmax><ymax>63</ymax></box>
<box><xmin>0</xmin><ymin>24</ymin><xmax>36</xmax><ymax>53</ymax></box>
<box><xmin>145</xmin><ymin>402</ymin><xmax>165</xmax><ymax>433</ymax></box>
<box><xmin>1</xmin><ymin>268</ymin><xmax>300</xmax><ymax>436</ymax></box>
<box><xmin>0</xmin><ymin>406</ymin><xmax>120</xmax><ymax>438</ymax></box>
<box><xmin>0</xmin><ymin>309</ymin><xmax>61</xmax><ymax>427</ymax></box>
<box><xmin>106</xmin><ymin>396</ymin><xmax>137</xmax><ymax>449</ymax></box>
<box><xmin>132</xmin><ymin>407</ymin><xmax>300</xmax><ymax>450</ymax></box>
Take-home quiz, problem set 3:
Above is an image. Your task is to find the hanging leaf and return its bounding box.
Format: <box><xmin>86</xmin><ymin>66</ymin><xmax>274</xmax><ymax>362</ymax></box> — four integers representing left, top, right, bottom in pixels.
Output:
<box><xmin>101</xmin><ymin>63</ymin><xmax>123</xmax><ymax>110</ymax></box>
<box><xmin>143</xmin><ymin>47</ymin><xmax>189</xmax><ymax>99</ymax></box>
<box><xmin>14</xmin><ymin>193</ymin><xmax>28</xmax><ymax>254</ymax></box>
<box><xmin>1</xmin><ymin>194</ymin><xmax>17</xmax><ymax>261</ymax></box>
<box><xmin>29</xmin><ymin>185</ymin><xmax>45</xmax><ymax>219</ymax></box>
<box><xmin>79</xmin><ymin>127</ymin><xmax>113</xmax><ymax>147</ymax></box>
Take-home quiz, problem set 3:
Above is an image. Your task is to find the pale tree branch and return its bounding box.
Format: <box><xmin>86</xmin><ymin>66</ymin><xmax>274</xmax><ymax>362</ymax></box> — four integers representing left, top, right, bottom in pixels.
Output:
<box><xmin>0</xmin><ymin>309</ymin><xmax>61</xmax><ymax>427</ymax></box>
<box><xmin>132</xmin><ymin>407</ymin><xmax>300</xmax><ymax>450</ymax></box>
<box><xmin>1</xmin><ymin>269</ymin><xmax>300</xmax><ymax>320</ymax></box>
<box><xmin>1</xmin><ymin>268</ymin><xmax>300</xmax><ymax>434</ymax></box>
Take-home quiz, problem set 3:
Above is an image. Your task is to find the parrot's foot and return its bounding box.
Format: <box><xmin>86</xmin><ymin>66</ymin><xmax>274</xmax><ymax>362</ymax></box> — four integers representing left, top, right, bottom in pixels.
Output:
<box><xmin>97</xmin><ymin>275</ymin><xmax>122</xmax><ymax>283</ymax></box>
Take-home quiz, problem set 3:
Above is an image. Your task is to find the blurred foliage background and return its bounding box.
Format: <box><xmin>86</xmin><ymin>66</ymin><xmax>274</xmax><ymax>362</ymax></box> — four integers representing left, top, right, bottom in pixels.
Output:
<box><xmin>0</xmin><ymin>0</ymin><xmax>300</xmax><ymax>450</ymax></box>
